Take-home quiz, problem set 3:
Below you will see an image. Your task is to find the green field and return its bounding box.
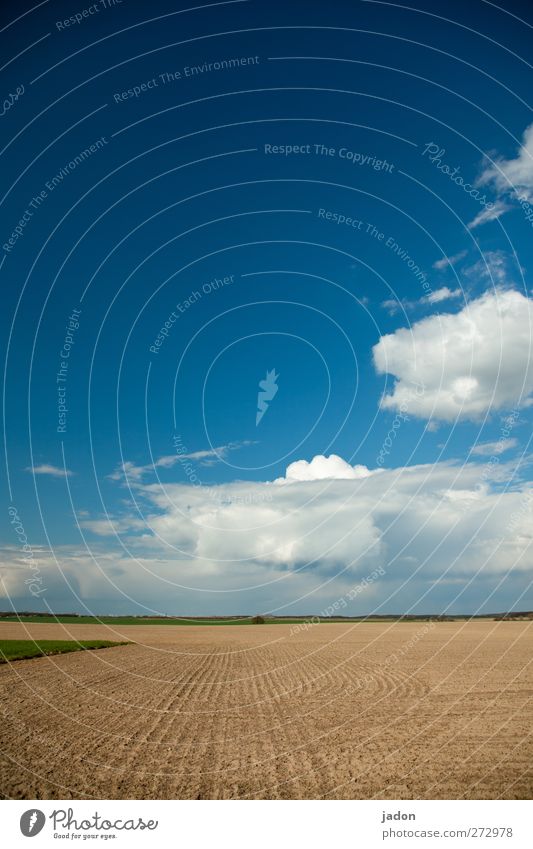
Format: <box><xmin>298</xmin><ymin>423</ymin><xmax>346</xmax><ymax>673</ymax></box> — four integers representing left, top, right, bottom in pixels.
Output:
<box><xmin>0</xmin><ymin>614</ymin><xmax>497</xmax><ymax>626</ymax></box>
<box><xmin>0</xmin><ymin>615</ymin><xmax>318</xmax><ymax>626</ymax></box>
<box><xmin>0</xmin><ymin>639</ymin><xmax>130</xmax><ymax>662</ymax></box>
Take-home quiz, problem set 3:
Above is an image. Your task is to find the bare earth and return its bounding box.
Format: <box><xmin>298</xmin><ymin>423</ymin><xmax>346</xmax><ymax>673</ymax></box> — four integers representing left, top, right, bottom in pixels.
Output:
<box><xmin>1</xmin><ymin>621</ymin><xmax>532</xmax><ymax>800</ymax></box>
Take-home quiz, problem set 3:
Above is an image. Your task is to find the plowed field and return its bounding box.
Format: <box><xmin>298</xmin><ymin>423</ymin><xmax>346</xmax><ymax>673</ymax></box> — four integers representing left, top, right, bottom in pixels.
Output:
<box><xmin>1</xmin><ymin>621</ymin><xmax>532</xmax><ymax>799</ymax></box>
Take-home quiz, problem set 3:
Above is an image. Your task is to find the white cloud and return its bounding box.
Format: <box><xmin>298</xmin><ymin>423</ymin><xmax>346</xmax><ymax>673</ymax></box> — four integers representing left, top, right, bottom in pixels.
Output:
<box><xmin>463</xmin><ymin>250</ymin><xmax>517</xmax><ymax>286</ymax></box>
<box><xmin>25</xmin><ymin>464</ymin><xmax>73</xmax><ymax>478</ymax></box>
<box><xmin>107</xmin><ymin>460</ymin><xmax>146</xmax><ymax>483</ymax></box>
<box><xmin>381</xmin><ymin>298</ymin><xmax>403</xmax><ymax>316</ymax></box>
<box><xmin>8</xmin><ymin>455</ymin><xmax>531</xmax><ymax>615</ymax></box>
<box><xmin>381</xmin><ymin>287</ymin><xmax>461</xmax><ymax>315</ymax></box>
<box><xmin>424</xmin><ymin>287</ymin><xmax>462</xmax><ymax>305</ymax></box>
<box><xmin>478</xmin><ymin>122</ymin><xmax>533</xmax><ymax>202</ymax></box>
<box><xmin>280</xmin><ymin>454</ymin><xmax>374</xmax><ymax>482</ymax></box>
<box><xmin>373</xmin><ymin>289</ymin><xmax>533</xmax><ymax>422</ymax></box>
<box><xmin>108</xmin><ymin>441</ymin><xmax>256</xmax><ymax>482</ymax></box>
<box><xmin>467</xmin><ymin>200</ymin><xmax>510</xmax><ymax>230</ymax></box>
<box><xmin>85</xmin><ymin>456</ymin><xmax>530</xmax><ymax>579</ymax></box>
<box><xmin>433</xmin><ymin>250</ymin><xmax>468</xmax><ymax>270</ymax></box>
<box><xmin>471</xmin><ymin>438</ymin><xmax>518</xmax><ymax>456</ymax></box>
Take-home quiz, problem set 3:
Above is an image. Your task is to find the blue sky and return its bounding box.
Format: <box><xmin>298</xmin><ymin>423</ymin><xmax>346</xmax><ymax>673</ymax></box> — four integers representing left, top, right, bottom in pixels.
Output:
<box><xmin>2</xmin><ymin>0</ymin><xmax>533</xmax><ymax>615</ymax></box>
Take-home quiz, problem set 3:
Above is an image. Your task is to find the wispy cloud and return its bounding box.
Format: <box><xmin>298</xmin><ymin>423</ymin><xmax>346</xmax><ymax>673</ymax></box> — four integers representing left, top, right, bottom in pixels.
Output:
<box><xmin>478</xmin><ymin>122</ymin><xmax>533</xmax><ymax>203</ymax></box>
<box><xmin>25</xmin><ymin>464</ymin><xmax>73</xmax><ymax>478</ymax></box>
<box><xmin>467</xmin><ymin>200</ymin><xmax>510</xmax><ymax>230</ymax></box>
<box><xmin>463</xmin><ymin>250</ymin><xmax>519</xmax><ymax>287</ymax></box>
<box><xmin>432</xmin><ymin>250</ymin><xmax>468</xmax><ymax>270</ymax></box>
<box><xmin>381</xmin><ymin>286</ymin><xmax>462</xmax><ymax>315</ymax></box>
<box><xmin>380</xmin><ymin>298</ymin><xmax>404</xmax><ymax>316</ymax></box>
<box><xmin>424</xmin><ymin>286</ymin><xmax>462</xmax><ymax>305</ymax></box>
<box><xmin>108</xmin><ymin>441</ymin><xmax>257</xmax><ymax>482</ymax></box>
<box><xmin>471</xmin><ymin>438</ymin><xmax>518</xmax><ymax>456</ymax></box>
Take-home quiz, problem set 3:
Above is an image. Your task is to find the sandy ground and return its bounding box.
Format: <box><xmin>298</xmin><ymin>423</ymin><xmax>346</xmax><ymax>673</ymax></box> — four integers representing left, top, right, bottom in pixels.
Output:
<box><xmin>0</xmin><ymin>620</ymin><xmax>532</xmax><ymax>800</ymax></box>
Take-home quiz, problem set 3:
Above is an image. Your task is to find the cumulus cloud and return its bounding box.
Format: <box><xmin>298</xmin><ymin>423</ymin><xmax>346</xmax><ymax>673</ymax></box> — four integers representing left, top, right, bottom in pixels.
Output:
<box><xmin>478</xmin><ymin>122</ymin><xmax>533</xmax><ymax>202</ymax></box>
<box><xmin>373</xmin><ymin>289</ymin><xmax>533</xmax><ymax>422</ymax></box>
<box><xmin>25</xmin><ymin>464</ymin><xmax>73</xmax><ymax>478</ymax></box>
<box><xmin>6</xmin><ymin>454</ymin><xmax>532</xmax><ymax>615</ymax></box>
<box><xmin>86</xmin><ymin>456</ymin><xmax>530</xmax><ymax>579</ymax></box>
<box><xmin>280</xmin><ymin>454</ymin><xmax>374</xmax><ymax>482</ymax></box>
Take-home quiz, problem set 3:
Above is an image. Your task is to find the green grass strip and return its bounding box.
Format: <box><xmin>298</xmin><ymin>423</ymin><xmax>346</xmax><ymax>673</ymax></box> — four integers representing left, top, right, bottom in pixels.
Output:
<box><xmin>0</xmin><ymin>639</ymin><xmax>130</xmax><ymax>662</ymax></box>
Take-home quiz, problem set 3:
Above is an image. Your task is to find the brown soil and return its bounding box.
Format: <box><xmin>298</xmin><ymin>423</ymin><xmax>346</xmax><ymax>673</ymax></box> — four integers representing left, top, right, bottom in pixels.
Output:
<box><xmin>1</xmin><ymin>621</ymin><xmax>532</xmax><ymax>799</ymax></box>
